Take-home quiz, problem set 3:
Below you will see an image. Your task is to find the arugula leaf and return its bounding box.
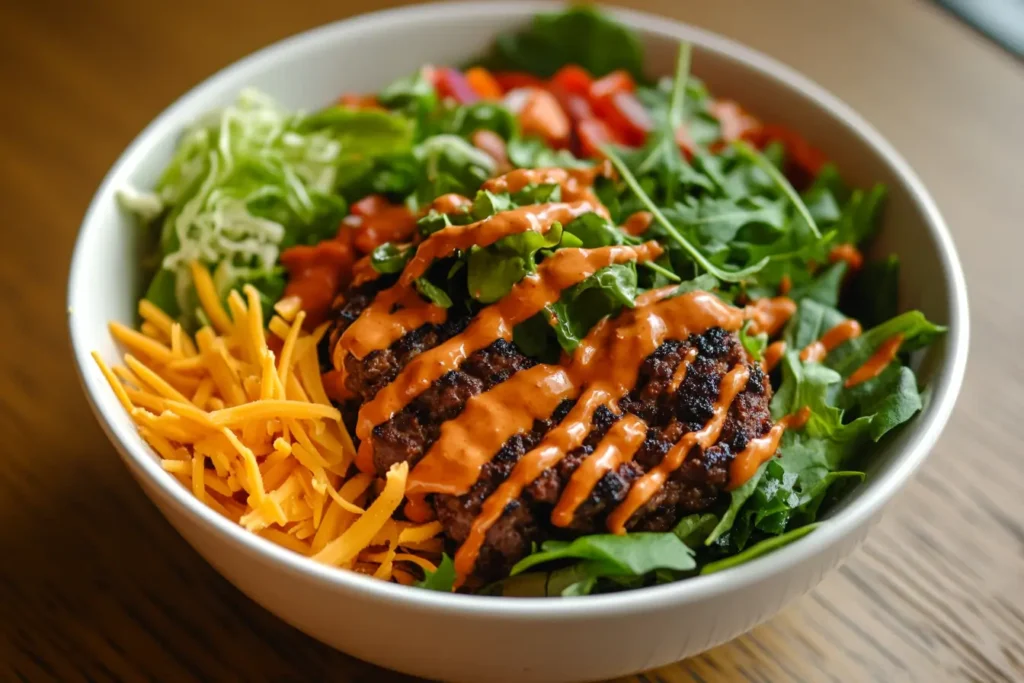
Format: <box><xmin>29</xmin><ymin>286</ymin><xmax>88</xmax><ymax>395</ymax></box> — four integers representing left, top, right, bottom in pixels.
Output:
<box><xmin>507</xmin><ymin>137</ymin><xmax>590</xmax><ymax>169</ymax></box>
<box><xmin>783</xmin><ymin>298</ymin><xmax>848</xmax><ymax>350</ymax></box>
<box><xmin>604</xmin><ymin>145</ymin><xmax>769</xmax><ymax>283</ymax></box>
<box><xmin>377</xmin><ymin>68</ymin><xmax>437</xmax><ymax>122</ymax></box>
<box><xmin>511</xmin><ymin>183</ymin><xmax>562</xmax><ymax>206</ymax></box>
<box><xmin>739</xmin><ymin>320</ymin><xmax>768</xmax><ymax>361</ymax></box>
<box><xmin>547</xmin><ymin>263</ymin><xmax>638</xmax><ymax>352</ymax></box>
<box><xmin>430</xmin><ymin>101</ymin><xmax>518</xmax><ymax>141</ymax></box>
<box><xmin>413</xmin><ymin>134</ymin><xmax>497</xmax><ymax>208</ymax></box>
<box><xmin>563</xmin><ymin>212</ymin><xmax>633</xmax><ymax>247</ymax></box>
<box><xmin>733</xmin><ymin>140</ymin><xmax>820</xmax><ymax>239</ymax></box>
<box><xmin>417</xmin><ymin>553</ymin><xmax>457</xmax><ymax>591</ymax></box>
<box><xmin>673</xmin><ymin>513</ymin><xmax>719</xmax><ymax>548</ymax></box>
<box><xmin>701</xmin><ymin>524</ymin><xmax>820</xmax><ymax>575</ymax></box>
<box><xmin>369</xmin><ymin>242</ymin><xmax>413</xmax><ymax>274</ymax></box>
<box><xmin>470</xmin><ymin>190</ymin><xmax>516</xmax><ymax>221</ymax></box>
<box><xmin>840</xmin><ymin>363</ymin><xmax>925</xmax><ymax>442</ymax></box>
<box><xmin>788</xmin><ymin>261</ymin><xmax>847</xmax><ymax>307</ymax></box>
<box><xmin>834</xmin><ymin>184</ymin><xmax>887</xmax><ymax>246</ymax></box>
<box><xmin>706</xmin><ymin>462</ymin><xmax>765</xmax><ymax>546</ymax></box>
<box><xmin>480</xmin><ymin>6</ymin><xmax>645</xmax><ymax>80</ymax></box>
<box><xmin>414</xmin><ymin>277</ymin><xmax>453</xmax><ymax>308</ymax></box>
<box><xmin>466</xmin><ymin>222</ymin><xmax>565</xmax><ymax>303</ymax></box>
<box><xmin>510</xmin><ymin>532</ymin><xmax>695</xmax><ymax>577</ymax></box>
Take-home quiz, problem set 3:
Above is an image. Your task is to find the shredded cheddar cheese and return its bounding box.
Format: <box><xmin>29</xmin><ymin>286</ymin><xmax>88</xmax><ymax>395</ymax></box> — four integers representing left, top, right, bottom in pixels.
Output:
<box><xmin>93</xmin><ymin>262</ymin><xmax>443</xmax><ymax>583</ymax></box>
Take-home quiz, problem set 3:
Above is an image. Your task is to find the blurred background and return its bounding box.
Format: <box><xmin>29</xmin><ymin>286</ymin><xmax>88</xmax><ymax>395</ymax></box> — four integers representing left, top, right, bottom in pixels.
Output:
<box><xmin>2</xmin><ymin>0</ymin><xmax>1022</xmax><ymax>681</ymax></box>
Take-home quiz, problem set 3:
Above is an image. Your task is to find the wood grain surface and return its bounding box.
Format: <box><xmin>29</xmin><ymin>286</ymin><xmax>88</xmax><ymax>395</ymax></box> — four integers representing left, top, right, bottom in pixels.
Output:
<box><xmin>1</xmin><ymin>0</ymin><xmax>1020</xmax><ymax>681</ymax></box>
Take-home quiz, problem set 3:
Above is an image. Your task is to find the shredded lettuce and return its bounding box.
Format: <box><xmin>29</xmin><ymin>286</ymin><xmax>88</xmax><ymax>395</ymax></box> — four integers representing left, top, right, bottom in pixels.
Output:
<box><xmin>120</xmin><ymin>88</ymin><xmax>413</xmax><ymax>326</ymax></box>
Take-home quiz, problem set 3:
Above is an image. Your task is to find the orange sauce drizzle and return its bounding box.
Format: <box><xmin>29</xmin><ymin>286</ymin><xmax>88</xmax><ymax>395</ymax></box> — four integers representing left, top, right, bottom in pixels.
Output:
<box><xmin>451</xmin><ymin>290</ymin><xmax>748</xmax><ymax>578</ymax></box>
<box><xmin>550</xmin><ymin>415</ymin><xmax>648</xmax><ymax>527</ymax></box>
<box><xmin>728</xmin><ymin>406</ymin><xmax>811</xmax><ymax>489</ymax></box>
<box><xmin>799</xmin><ymin>319</ymin><xmax>863</xmax><ymax>363</ymax></box>
<box><xmin>622</xmin><ymin>211</ymin><xmax>654</xmax><ymax>237</ymax></box>
<box><xmin>845</xmin><ymin>334</ymin><xmax>903</xmax><ymax>388</ymax></box>
<box><xmin>353</xmin><ymin>242</ymin><xmax>664</xmax><ymax>470</ymax></box>
<box><xmin>452</xmin><ymin>390</ymin><xmax>609</xmax><ymax>581</ymax></box>
<box><xmin>763</xmin><ymin>341</ymin><xmax>786</xmax><ymax>372</ymax></box>
<box><xmin>350</xmin><ymin>253</ymin><xmax>379</xmax><ymax>287</ymax></box>
<box><xmin>606</xmin><ymin>365</ymin><xmax>751</xmax><ymax>535</ymax></box>
<box><xmin>743</xmin><ymin>297</ymin><xmax>797</xmax><ymax>336</ymax></box>
<box><xmin>399</xmin><ymin>201</ymin><xmax>599</xmax><ymax>286</ymax></box>
<box><xmin>828</xmin><ymin>243</ymin><xmax>864</xmax><ymax>271</ymax></box>
<box><xmin>406</xmin><ymin>365</ymin><xmax>577</xmax><ymax>497</ymax></box>
<box><xmin>481</xmin><ymin>166</ymin><xmax>607</xmax><ymax>208</ymax></box>
<box><xmin>667</xmin><ymin>347</ymin><xmax>699</xmax><ymax>393</ymax></box>
<box><xmin>335</xmin><ymin>285</ymin><xmax>447</xmax><ymax>365</ymax></box>
<box><xmin>430</xmin><ymin>193</ymin><xmax>472</xmax><ymax>215</ymax></box>
<box><xmin>337</xmin><ymin>200</ymin><xmax>600</xmax><ymax>369</ymax></box>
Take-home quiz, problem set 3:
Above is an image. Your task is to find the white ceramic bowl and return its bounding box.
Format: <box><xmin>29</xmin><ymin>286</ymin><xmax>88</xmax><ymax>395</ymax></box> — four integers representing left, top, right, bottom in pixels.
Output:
<box><xmin>68</xmin><ymin>3</ymin><xmax>969</xmax><ymax>682</ymax></box>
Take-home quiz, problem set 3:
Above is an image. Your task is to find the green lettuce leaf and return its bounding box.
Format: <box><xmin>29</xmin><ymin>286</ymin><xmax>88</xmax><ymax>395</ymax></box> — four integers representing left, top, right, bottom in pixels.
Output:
<box><xmin>417</xmin><ymin>553</ymin><xmax>457</xmax><ymax>591</ymax></box>
<box><xmin>479</xmin><ymin>6</ymin><xmax>645</xmax><ymax>80</ymax></box>
<box><xmin>511</xmin><ymin>532</ymin><xmax>695</xmax><ymax>577</ymax></box>
<box><xmin>547</xmin><ymin>263</ymin><xmax>638</xmax><ymax>352</ymax></box>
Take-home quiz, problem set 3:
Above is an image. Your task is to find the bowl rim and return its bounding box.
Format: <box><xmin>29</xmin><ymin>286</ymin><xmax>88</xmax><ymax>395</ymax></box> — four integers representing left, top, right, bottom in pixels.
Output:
<box><xmin>68</xmin><ymin>0</ymin><xmax>969</xmax><ymax>619</ymax></box>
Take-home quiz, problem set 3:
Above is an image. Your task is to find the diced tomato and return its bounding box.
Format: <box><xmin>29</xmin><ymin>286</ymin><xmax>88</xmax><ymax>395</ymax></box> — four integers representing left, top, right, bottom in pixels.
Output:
<box><xmin>708</xmin><ymin>99</ymin><xmax>760</xmax><ymax>142</ymax></box>
<box><xmin>353</xmin><ymin>206</ymin><xmax>417</xmax><ymax>254</ymax></box>
<box><xmin>577</xmin><ymin>118</ymin><xmax>617</xmax><ymax>158</ymax></box>
<box><xmin>589</xmin><ymin>70</ymin><xmax>635</xmax><ymax>99</ymax></box>
<box><xmin>546</xmin><ymin>81</ymin><xmax>595</xmax><ymax>123</ymax></box>
<box><xmin>592</xmin><ymin>91</ymin><xmax>651</xmax><ymax>147</ymax></box>
<box><xmin>471</xmin><ymin>129</ymin><xmax>509</xmax><ymax>169</ymax></box>
<box><xmin>432</xmin><ymin>67</ymin><xmax>480</xmax><ymax>104</ymax></box>
<box><xmin>551</xmin><ymin>65</ymin><xmax>593</xmax><ymax>97</ymax></box>
<box><xmin>464</xmin><ymin>67</ymin><xmax>503</xmax><ymax>100</ymax></box>
<box><xmin>492</xmin><ymin>71</ymin><xmax>546</xmax><ymax>92</ymax></box>
<box><xmin>518</xmin><ymin>88</ymin><xmax>571</xmax><ymax>147</ymax></box>
<box><xmin>350</xmin><ymin>194</ymin><xmax>389</xmax><ymax>217</ymax></box>
<box><xmin>280</xmin><ymin>241</ymin><xmax>354</xmax><ymax>327</ymax></box>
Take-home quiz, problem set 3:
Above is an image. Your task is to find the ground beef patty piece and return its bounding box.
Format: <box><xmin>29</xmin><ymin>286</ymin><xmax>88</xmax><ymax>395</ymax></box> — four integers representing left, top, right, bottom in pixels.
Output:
<box><xmin>430</xmin><ymin>326</ymin><xmax>773</xmax><ymax>581</ymax></box>
<box><xmin>321</xmin><ymin>276</ymin><xmax>474</xmax><ymax>403</ymax></box>
<box><xmin>370</xmin><ymin>338</ymin><xmax>536</xmax><ymax>475</ymax></box>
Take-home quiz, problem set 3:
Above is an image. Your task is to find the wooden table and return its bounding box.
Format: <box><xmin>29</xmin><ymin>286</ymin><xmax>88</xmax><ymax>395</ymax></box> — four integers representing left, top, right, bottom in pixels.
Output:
<box><xmin>2</xmin><ymin>0</ymin><xmax>1021</xmax><ymax>680</ymax></box>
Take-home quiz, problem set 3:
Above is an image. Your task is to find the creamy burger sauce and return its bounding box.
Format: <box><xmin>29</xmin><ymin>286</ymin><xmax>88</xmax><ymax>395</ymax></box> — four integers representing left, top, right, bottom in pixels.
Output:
<box><xmin>329</xmin><ymin>169</ymin><xmax>902</xmax><ymax>583</ymax></box>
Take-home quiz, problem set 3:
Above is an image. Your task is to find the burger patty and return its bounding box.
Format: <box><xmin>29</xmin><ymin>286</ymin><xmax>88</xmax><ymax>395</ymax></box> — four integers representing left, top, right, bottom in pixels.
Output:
<box><xmin>325</xmin><ymin>289</ymin><xmax>773</xmax><ymax>581</ymax></box>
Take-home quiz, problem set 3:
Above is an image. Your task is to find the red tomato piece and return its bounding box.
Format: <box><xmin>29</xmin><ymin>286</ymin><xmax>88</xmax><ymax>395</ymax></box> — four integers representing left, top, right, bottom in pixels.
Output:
<box><xmin>577</xmin><ymin>118</ymin><xmax>617</xmax><ymax>158</ymax></box>
<box><xmin>550</xmin><ymin>65</ymin><xmax>593</xmax><ymax>97</ymax></box>
<box><xmin>350</xmin><ymin>194</ymin><xmax>389</xmax><ymax>217</ymax></box>
<box><xmin>518</xmin><ymin>89</ymin><xmax>571</xmax><ymax>147</ymax></box>
<box><xmin>464</xmin><ymin>67</ymin><xmax>503</xmax><ymax>100</ymax></box>
<box><xmin>280</xmin><ymin>241</ymin><xmax>355</xmax><ymax>327</ymax></box>
<box><xmin>708</xmin><ymin>99</ymin><xmax>761</xmax><ymax>142</ymax></box>
<box><xmin>593</xmin><ymin>91</ymin><xmax>651</xmax><ymax>147</ymax></box>
<box><xmin>492</xmin><ymin>71</ymin><xmax>546</xmax><ymax>92</ymax></box>
<box><xmin>589</xmin><ymin>69</ymin><xmax>635</xmax><ymax>99</ymax></box>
